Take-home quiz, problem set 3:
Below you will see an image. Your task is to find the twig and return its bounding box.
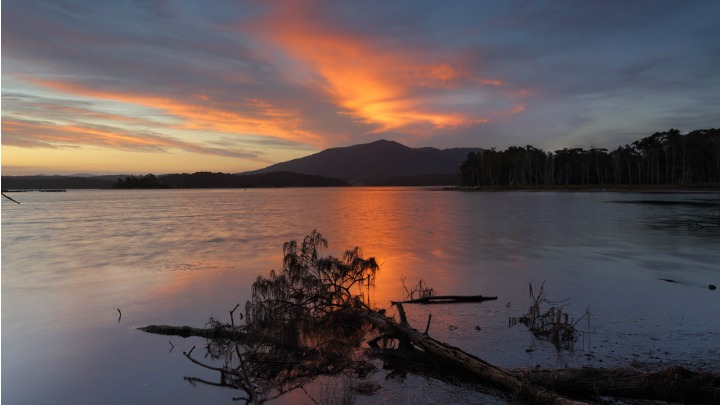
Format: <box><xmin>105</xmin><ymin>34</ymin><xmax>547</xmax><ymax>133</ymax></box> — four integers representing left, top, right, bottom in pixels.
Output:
<box><xmin>400</xmin><ymin>276</ymin><xmax>436</xmax><ymax>300</ymax></box>
<box><xmin>184</xmin><ymin>376</ymin><xmax>234</xmax><ymax>389</ymax></box>
<box><xmin>300</xmin><ymin>385</ymin><xmax>320</xmax><ymax>405</ymax></box>
<box><xmin>230</xmin><ymin>303</ymin><xmax>242</xmax><ymax>320</ymax></box>
<box><xmin>2</xmin><ymin>192</ymin><xmax>20</xmax><ymax>204</ymax></box>
<box><xmin>183</xmin><ymin>346</ymin><xmax>243</xmax><ymax>377</ymax></box>
<box><xmin>424</xmin><ymin>313</ymin><xmax>432</xmax><ymax>335</ymax></box>
<box><xmin>229</xmin><ymin>303</ymin><xmax>258</xmax><ymax>403</ymax></box>
<box><xmin>401</xmin><ymin>274</ymin><xmax>412</xmax><ymax>299</ymax></box>
<box><xmin>395</xmin><ymin>303</ymin><xmax>408</xmax><ymax>325</ymax></box>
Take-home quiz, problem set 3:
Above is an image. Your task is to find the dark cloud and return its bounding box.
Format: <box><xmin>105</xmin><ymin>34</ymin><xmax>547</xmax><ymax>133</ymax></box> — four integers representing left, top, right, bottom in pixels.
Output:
<box><xmin>2</xmin><ymin>0</ymin><xmax>718</xmax><ymax>173</ymax></box>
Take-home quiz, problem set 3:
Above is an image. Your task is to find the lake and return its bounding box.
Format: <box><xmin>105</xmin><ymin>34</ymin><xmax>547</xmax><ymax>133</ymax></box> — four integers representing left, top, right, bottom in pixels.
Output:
<box><xmin>2</xmin><ymin>188</ymin><xmax>719</xmax><ymax>404</ymax></box>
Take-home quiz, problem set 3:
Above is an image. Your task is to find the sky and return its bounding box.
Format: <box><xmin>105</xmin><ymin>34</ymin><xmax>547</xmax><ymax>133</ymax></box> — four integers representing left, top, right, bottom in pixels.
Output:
<box><xmin>2</xmin><ymin>0</ymin><xmax>719</xmax><ymax>175</ymax></box>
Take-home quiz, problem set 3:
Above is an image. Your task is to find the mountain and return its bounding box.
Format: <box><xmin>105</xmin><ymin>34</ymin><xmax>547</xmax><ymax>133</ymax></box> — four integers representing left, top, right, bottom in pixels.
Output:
<box><xmin>244</xmin><ymin>139</ymin><xmax>482</xmax><ymax>186</ymax></box>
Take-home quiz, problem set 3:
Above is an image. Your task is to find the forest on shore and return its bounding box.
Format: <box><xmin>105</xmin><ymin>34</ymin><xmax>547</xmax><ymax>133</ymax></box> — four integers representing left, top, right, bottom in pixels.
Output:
<box><xmin>459</xmin><ymin>128</ymin><xmax>720</xmax><ymax>187</ymax></box>
<box><xmin>112</xmin><ymin>171</ymin><xmax>349</xmax><ymax>189</ymax></box>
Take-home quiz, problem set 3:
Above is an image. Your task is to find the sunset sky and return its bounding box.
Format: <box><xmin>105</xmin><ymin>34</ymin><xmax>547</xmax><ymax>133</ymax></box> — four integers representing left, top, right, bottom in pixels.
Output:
<box><xmin>2</xmin><ymin>0</ymin><xmax>719</xmax><ymax>175</ymax></box>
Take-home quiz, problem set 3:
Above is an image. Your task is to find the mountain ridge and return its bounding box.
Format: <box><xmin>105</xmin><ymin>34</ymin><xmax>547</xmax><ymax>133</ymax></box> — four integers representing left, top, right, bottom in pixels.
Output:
<box><xmin>243</xmin><ymin>139</ymin><xmax>482</xmax><ymax>186</ymax></box>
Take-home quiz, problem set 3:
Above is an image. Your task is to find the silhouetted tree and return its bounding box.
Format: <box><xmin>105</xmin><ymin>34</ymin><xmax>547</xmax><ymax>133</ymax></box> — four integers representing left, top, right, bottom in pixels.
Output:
<box><xmin>113</xmin><ymin>174</ymin><xmax>168</xmax><ymax>189</ymax></box>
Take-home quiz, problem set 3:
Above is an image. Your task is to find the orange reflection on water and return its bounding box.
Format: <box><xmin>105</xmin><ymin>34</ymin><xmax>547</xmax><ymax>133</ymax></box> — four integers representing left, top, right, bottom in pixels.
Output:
<box><xmin>331</xmin><ymin>189</ymin><xmax>547</xmax><ymax>309</ymax></box>
<box><xmin>312</xmin><ymin>188</ymin><xmax>469</xmax><ymax>308</ymax></box>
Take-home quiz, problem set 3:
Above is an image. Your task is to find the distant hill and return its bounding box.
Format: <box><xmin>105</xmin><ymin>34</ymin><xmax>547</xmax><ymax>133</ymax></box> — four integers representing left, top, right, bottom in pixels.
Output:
<box><xmin>157</xmin><ymin>171</ymin><xmax>349</xmax><ymax>188</ymax></box>
<box><xmin>1</xmin><ymin>175</ymin><xmax>120</xmax><ymax>190</ymax></box>
<box><xmin>244</xmin><ymin>139</ymin><xmax>482</xmax><ymax>186</ymax></box>
<box><xmin>2</xmin><ymin>171</ymin><xmax>348</xmax><ymax>190</ymax></box>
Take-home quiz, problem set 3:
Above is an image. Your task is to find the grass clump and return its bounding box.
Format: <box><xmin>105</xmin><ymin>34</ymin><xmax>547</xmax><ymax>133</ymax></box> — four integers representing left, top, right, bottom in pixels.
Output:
<box><xmin>509</xmin><ymin>282</ymin><xmax>590</xmax><ymax>350</ymax></box>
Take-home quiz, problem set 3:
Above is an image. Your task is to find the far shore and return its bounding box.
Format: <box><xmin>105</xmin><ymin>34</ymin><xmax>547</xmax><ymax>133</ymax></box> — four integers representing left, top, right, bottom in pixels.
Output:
<box><xmin>443</xmin><ymin>183</ymin><xmax>720</xmax><ymax>192</ymax></box>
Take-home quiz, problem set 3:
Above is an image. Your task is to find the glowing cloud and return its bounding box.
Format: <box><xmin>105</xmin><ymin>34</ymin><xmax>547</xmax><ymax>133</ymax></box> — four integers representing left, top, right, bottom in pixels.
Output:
<box><xmin>27</xmin><ymin>78</ymin><xmax>323</xmax><ymax>146</ymax></box>
<box><xmin>3</xmin><ymin>0</ymin><xmax>717</xmax><ymax>175</ymax></box>
<box><xmin>2</xmin><ymin>117</ymin><xmax>265</xmax><ymax>162</ymax></box>
<box><xmin>245</xmin><ymin>3</ymin><xmax>526</xmax><ymax>135</ymax></box>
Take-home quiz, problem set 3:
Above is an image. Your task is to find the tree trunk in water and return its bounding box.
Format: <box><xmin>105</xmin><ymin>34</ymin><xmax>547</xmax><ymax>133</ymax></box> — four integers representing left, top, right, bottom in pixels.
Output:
<box><xmin>517</xmin><ymin>366</ymin><xmax>719</xmax><ymax>404</ymax></box>
<box><xmin>391</xmin><ymin>295</ymin><xmax>497</xmax><ymax>305</ymax></box>
<box><xmin>360</xmin><ymin>306</ymin><xmax>719</xmax><ymax>404</ymax></box>
<box><xmin>361</xmin><ymin>307</ymin><xmax>590</xmax><ymax>405</ymax></box>
<box><xmin>138</xmin><ymin>324</ymin><xmax>246</xmax><ymax>340</ymax></box>
<box><xmin>139</xmin><ymin>309</ymin><xmax>720</xmax><ymax>404</ymax></box>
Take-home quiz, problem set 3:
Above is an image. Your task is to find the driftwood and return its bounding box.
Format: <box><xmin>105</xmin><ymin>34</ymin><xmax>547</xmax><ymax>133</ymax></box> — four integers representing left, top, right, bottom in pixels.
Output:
<box><xmin>360</xmin><ymin>304</ymin><xmax>590</xmax><ymax>405</ymax></box>
<box><xmin>363</xmin><ymin>305</ymin><xmax>720</xmax><ymax>404</ymax></box>
<box><xmin>138</xmin><ymin>324</ymin><xmax>246</xmax><ymax>340</ymax></box>
<box><xmin>140</xmin><ymin>315</ymin><xmax>587</xmax><ymax>404</ymax></box>
<box><xmin>517</xmin><ymin>366</ymin><xmax>720</xmax><ymax>404</ymax></box>
<box><xmin>139</xmin><ymin>305</ymin><xmax>720</xmax><ymax>404</ymax></box>
<box><xmin>391</xmin><ymin>294</ymin><xmax>497</xmax><ymax>305</ymax></box>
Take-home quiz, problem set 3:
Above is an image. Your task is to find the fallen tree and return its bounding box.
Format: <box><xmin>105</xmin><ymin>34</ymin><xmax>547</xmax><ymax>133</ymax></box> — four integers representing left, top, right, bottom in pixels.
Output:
<box><xmin>390</xmin><ymin>294</ymin><xmax>497</xmax><ymax>305</ymax></box>
<box><xmin>139</xmin><ymin>324</ymin><xmax>245</xmax><ymax>340</ymax></box>
<box><xmin>363</xmin><ymin>302</ymin><xmax>719</xmax><ymax>404</ymax></box>
<box><xmin>361</xmin><ymin>302</ymin><xmax>590</xmax><ymax>405</ymax></box>
<box><xmin>138</xmin><ymin>231</ymin><xmax>720</xmax><ymax>404</ymax></box>
<box><xmin>141</xmin><ymin>308</ymin><xmax>720</xmax><ymax>404</ymax></box>
<box><xmin>516</xmin><ymin>366</ymin><xmax>720</xmax><ymax>404</ymax></box>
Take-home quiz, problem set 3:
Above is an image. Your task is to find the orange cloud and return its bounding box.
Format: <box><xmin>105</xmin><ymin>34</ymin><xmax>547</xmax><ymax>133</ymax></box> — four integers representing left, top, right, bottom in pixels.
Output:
<box><xmin>27</xmin><ymin>78</ymin><xmax>324</xmax><ymax>146</ymax></box>
<box><xmin>12</xmin><ymin>4</ymin><xmax>530</xmax><ymax>155</ymax></box>
<box><xmin>2</xmin><ymin>117</ymin><xmax>266</xmax><ymax>161</ymax></box>
<box><xmin>4</xmin><ymin>117</ymin><xmax>166</xmax><ymax>148</ymax></box>
<box><xmin>246</xmin><ymin>4</ymin><xmax>523</xmax><ymax>135</ymax></box>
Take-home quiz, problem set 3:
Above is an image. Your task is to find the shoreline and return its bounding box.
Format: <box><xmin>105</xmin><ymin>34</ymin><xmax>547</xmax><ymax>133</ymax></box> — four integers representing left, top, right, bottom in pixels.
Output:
<box><xmin>444</xmin><ymin>183</ymin><xmax>720</xmax><ymax>192</ymax></box>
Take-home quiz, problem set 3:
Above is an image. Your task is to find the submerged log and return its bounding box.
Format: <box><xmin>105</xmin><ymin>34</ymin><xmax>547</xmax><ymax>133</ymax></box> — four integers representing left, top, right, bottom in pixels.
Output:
<box><xmin>138</xmin><ymin>324</ymin><xmax>246</xmax><ymax>340</ymax></box>
<box><xmin>518</xmin><ymin>366</ymin><xmax>720</xmax><ymax>404</ymax></box>
<box><xmin>139</xmin><ymin>310</ymin><xmax>719</xmax><ymax>404</ymax></box>
<box><xmin>391</xmin><ymin>294</ymin><xmax>498</xmax><ymax>305</ymax></box>
<box><xmin>361</xmin><ymin>304</ymin><xmax>720</xmax><ymax>404</ymax></box>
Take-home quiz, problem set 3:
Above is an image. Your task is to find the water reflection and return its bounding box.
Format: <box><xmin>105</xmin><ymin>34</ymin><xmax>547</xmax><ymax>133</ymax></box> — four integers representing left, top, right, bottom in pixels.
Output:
<box><xmin>165</xmin><ymin>231</ymin><xmax>380</xmax><ymax>404</ymax></box>
<box><xmin>3</xmin><ymin>189</ymin><xmax>719</xmax><ymax>404</ymax></box>
<box><xmin>610</xmin><ymin>197</ymin><xmax>720</xmax><ymax>238</ymax></box>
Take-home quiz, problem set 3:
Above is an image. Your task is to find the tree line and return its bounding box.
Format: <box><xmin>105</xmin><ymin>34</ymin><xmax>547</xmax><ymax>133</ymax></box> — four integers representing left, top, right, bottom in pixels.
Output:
<box><xmin>112</xmin><ymin>171</ymin><xmax>350</xmax><ymax>189</ymax></box>
<box><xmin>113</xmin><ymin>174</ymin><xmax>169</xmax><ymax>189</ymax></box>
<box><xmin>459</xmin><ymin>128</ymin><xmax>720</xmax><ymax>187</ymax></box>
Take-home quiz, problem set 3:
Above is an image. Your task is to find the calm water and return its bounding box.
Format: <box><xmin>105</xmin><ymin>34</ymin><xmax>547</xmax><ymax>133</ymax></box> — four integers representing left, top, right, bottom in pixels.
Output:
<box><xmin>2</xmin><ymin>188</ymin><xmax>719</xmax><ymax>404</ymax></box>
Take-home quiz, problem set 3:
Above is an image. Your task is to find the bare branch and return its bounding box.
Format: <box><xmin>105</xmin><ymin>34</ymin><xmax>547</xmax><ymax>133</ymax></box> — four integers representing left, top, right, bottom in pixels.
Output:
<box><xmin>1</xmin><ymin>192</ymin><xmax>20</xmax><ymax>204</ymax></box>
